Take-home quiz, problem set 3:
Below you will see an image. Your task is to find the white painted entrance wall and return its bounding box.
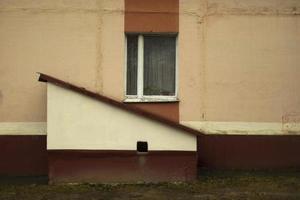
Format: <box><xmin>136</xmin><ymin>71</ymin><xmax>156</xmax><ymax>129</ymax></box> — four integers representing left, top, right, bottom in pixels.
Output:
<box><xmin>47</xmin><ymin>83</ymin><xmax>196</xmax><ymax>151</ymax></box>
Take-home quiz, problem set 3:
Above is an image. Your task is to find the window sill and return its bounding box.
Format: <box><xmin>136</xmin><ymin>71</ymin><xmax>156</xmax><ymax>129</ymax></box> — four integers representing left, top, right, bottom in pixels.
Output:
<box><xmin>123</xmin><ymin>97</ymin><xmax>179</xmax><ymax>103</ymax></box>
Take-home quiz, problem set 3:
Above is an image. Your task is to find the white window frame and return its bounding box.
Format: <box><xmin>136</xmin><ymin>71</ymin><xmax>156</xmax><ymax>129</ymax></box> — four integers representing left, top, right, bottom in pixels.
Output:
<box><xmin>124</xmin><ymin>34</ymin><xmax>178</xmax><ymax>103</ymax></box>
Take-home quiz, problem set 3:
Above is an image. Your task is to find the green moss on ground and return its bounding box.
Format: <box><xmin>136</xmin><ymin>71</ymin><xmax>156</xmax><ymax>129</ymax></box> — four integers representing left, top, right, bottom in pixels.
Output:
<box><xmin>0</xmin><ymin>170</ymin><xmax>300</xmax><ymax>200</ymax></box>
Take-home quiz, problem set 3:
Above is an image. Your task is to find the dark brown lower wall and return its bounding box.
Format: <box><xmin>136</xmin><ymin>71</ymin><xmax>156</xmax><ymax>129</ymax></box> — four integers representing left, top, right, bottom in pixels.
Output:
<box><xmin>0</xmin><ymin>136</ymin><xmax>48</xmax><ymax>176</ymax></box>
<box><xmin>4</xmin><ymin>134</ymin><xmax>300</xmax><ymax>178</ymax></box>
<box><xmin>48</xmin><ymin>150</ymin><xmax>197</xmax><ymax>184</ymax></box>
<box><xmin>198</xmin><ymin>135</ymin><xmax>300</xmax><ymax>170</ymax></box>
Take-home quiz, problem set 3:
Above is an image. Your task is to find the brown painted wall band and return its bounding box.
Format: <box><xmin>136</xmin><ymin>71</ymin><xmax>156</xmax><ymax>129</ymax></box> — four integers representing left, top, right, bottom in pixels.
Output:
<box><xmin>125</xmin><ymin>0</ymin><xmax>179</xmax><ymax>33</ymax></box>
<box><xmin>197</xmin><ymin>135</ymin><xmax>300</xmax><ymax>169</ymax></box>
<box><xmin>48</xmin><ymin>150</ymin><xmax>197</xmax><ymax>183</ymax></box>
<box><xmin>1</xmin><ymin>135</ymin><xmax>300</xmax><ymax>177</ymax></box>
<box><xmin>0</xmin><ymin>136</ymin><xmax>48</xmax><ymax>176</ymax></box>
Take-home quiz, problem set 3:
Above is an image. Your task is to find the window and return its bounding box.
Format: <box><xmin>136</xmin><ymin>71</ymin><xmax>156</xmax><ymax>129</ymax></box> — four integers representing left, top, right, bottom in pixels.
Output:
<box><xmin>125</xmin><ymin>34</ymin><xmax>177</xmax><ymax>102</ymax></box>
<box><xmin>137</xmin><ymin>141</ymin><xmax>148</xmax><ymax>153</ymax></box>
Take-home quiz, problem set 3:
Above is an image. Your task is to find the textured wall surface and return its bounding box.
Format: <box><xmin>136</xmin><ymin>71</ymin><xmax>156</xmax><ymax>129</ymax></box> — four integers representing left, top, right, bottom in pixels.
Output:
<box><xmin>0</xmin><ymin>0</ymin><xmax>124</xmax><ymax>122</ymax></box>
<box><xmin>0</xmin><ymin>0</ymin><xmax>299</xmax><ymax>132</ymax></box>
<box><xmin>0</xmin><ymin>0</ymin><xmax>299</xmax><ymax>175</ymax></box>
<box><xmin>179</xmin><ymin>0</ymin><xmax>300</xmax><ymax>134</ymax></box>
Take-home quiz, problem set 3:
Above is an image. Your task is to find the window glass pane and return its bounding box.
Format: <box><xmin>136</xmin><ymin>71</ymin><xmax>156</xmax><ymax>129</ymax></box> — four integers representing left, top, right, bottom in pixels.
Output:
<box><xmin>126</xmin><ymin>35</ymin><xmax>138</xmax><ymax>95</ymax></box>
<box><xmin>144</xmin><ymin>36</ymin><xmax>176</xmax><ymax>96</ymax></box>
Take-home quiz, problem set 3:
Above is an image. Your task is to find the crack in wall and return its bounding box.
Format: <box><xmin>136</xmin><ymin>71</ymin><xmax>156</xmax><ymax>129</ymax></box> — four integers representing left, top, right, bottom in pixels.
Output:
<box><xmin>95</xmin><ymin>1</ymin><xmax>104</xmax><ymax>94</ymax></box>
<box><xmin>0</xmin><ymin>8</ymin><xmax>124</xmax><ymax>14</ymax></box>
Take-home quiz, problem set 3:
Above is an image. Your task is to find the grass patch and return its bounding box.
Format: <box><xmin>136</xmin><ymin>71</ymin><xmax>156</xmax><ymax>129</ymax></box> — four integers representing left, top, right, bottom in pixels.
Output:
<box><xmin>0</xmin><ymin>170</ymin><xmax>300</xmax><ymax>200</ymax></box>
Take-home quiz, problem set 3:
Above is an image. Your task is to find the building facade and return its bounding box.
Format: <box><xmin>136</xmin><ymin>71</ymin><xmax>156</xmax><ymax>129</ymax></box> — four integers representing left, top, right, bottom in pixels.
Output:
<box><xmin>0</xmin><ymin>0</ymin><xmax>300</xmax><ymax>177</ymax></box>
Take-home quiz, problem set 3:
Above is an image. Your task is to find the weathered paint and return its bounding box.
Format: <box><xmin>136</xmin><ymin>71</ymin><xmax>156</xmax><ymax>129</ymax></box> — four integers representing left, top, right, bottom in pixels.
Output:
<box><xmin>204</xmin><ymin>15</ymin><xmax>300</xmax><ymax>123</ymax></box>
<box><xmin>206</xmin><ymin>0</ymin><xmax>300</xmax><ymax>16</ymax></box>
<box><xmin>100</xmin><ymin>0</ymin><xmax>125</xmax><ymax>100</ymax></box>
<box><xmin>198</xmin><ymin>135</ymin><xmax>300</xmax><ymax>169</ymax></box>
<box><xmin>0</xmin><ymin>122</ymin><xmax>46</xmax><ymax>135</ymax></box>
<box><xmin>182</xmin><ymin>121</ymin><xmax>300</xmax><ymax>135</ymax></box>
<box><xmin>178</xmin><ymin>0</ymin><xmax>206</xmax><ymax>122</ymax></box>
<box><xmin>0</xmin><ymin>0</ymin><xmax>299</xmax><ymax>177</ymax></box>
<box><xmin>179</xmin><ymin>0</ymin><xmax>300</xmax><ymax>124</ymax></box>
<box><xmin>0</xmin><ymin>135</ymin><xmax>47</xmax><ymax>176</ymax></box>
<box><xmin>0</xmin><ymin>0</ymin><xmax>300</xmax><ymax>132</ymax></box>
<box><xmin>0</xmin><ymin>0</ymin><xmax>124</xmax><ymax>122</ymax></box>
<box><xmin>48</xmin><ymin>150</ymin><xmax>197</xmax><ymax>183</ymax></box>
<box><xmin>47</xmin><ymin>83</ymin><xmax>197</xmax><ymax>151</ymax></box>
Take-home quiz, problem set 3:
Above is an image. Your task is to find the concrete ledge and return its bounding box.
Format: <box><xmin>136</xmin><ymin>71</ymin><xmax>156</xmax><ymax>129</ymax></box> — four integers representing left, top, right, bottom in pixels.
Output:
<box><xmin>182</xmin><ymin>121</ymin><xmax>300</xmax><ymax>135</ymax></box>
<box><xmin>0</xmin><ymin>122</ymin><xmax>46</xmax><ymax>135</ymax></box>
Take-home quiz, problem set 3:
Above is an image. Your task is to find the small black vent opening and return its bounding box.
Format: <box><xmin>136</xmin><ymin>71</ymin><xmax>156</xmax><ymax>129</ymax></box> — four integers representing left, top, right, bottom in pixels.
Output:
<box><xmin>137</xmin><ymin>141</ymin><xmax>148</xmax><ymax>153</ymax></box>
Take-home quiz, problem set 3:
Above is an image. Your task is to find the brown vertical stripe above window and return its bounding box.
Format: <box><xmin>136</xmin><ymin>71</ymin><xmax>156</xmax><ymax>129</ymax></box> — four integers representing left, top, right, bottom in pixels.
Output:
<box><xmin>125</xmin><ymin>0</ymin><xmax>179</xmax><ymax>33</ymax></box>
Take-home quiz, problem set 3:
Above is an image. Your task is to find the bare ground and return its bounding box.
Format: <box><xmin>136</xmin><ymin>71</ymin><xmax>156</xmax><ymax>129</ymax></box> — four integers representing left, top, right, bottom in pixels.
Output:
<box><xmin>0</xmin><ymin>170</ymin><xmax>300</xmax><ymax>200</ymax></box>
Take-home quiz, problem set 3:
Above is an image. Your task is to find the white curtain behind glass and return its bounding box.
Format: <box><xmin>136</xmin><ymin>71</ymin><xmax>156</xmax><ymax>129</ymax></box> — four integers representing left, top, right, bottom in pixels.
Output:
<box><xmin>144</xmin><ymin>36</ymin><xmax>176</xmax><ymax>96</ymax></box>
